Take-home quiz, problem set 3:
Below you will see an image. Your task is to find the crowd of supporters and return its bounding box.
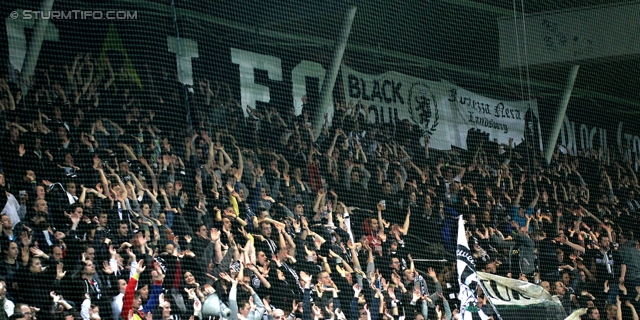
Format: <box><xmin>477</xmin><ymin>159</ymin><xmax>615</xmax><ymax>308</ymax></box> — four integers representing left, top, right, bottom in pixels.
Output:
<box><xmin>0</xmin><ymin>52</ymin><xmax>638</xmax><ymax>320</ymax></box>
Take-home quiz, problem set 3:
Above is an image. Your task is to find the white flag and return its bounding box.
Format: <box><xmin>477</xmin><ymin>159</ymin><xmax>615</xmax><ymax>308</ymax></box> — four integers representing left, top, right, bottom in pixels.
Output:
<box><xmin>456</xmin><ymin>215</ymin><xmax>490</xmax><ymax>320</ymax></box>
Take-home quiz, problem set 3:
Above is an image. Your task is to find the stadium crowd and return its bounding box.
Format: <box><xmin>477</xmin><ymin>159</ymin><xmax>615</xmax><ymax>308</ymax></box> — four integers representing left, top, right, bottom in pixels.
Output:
<box><xmin>0</xmin><ymin>52</ymin><xmax>638</xmax><ymax>320</ymax></box>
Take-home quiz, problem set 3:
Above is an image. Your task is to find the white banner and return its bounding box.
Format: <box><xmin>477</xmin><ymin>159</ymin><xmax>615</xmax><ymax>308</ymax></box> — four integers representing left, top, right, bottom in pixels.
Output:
<box><xmin>477</xmin><ymin>272</ymin><xmax>561</xmax><ymax>307</ymax></box>
<box><xmin>341</xmin><ymin>65</ymin><xmax>452</xmax><ymax>150</ymax></box>
<box><xmin>457</xmin><ymin>216</ymin><xmax>490</xmax><ymax>320</ymax></box>
<box><xmin>477</xmin><ymin>271</ymin><xmax>586</xmax><ymax>320</ymax></box>
<box><xmin>448</xmin><ymin>85</ymin><xmax>541</xmax><ymax>150</ymax></box>
<box><xmin>341</xmin><ymin>65</ymin><xmax>541</xmax><ymax>150</ymax></box>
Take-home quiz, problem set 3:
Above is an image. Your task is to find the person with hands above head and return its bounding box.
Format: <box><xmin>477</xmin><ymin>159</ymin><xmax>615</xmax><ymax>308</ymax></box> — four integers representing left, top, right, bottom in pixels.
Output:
<box><xmin>15</xmin><ymin>245</ymin><xmax>67</xmax><ymax>311</ymax></box>
<box><xmin>435</xmin><ymin>292</ymin><xmax>453</xmax><ymax>320</ymax></box>
<box><xmin>131</xmin><ymin>266</ymin><xmax>165</xmax><ymax>317</ymax></box>
<box><xmin>80</xmin><ymin>291</ymin><xmax>103</xmax><ymax>320</ymax></box>
<box><xmin>404</xmin><ymin>265</ymin><xmax>432</xmax><ymax>301</ymax></box>
<box><xmin>583</xmin><ymin>232</ymin><xmax>622</xmax><ymax>304</ymax></box>
<box><xmin>315</xmin><ymin>271</ymin><xmax>342</xmax><ymax>314</ymax></box>
<box><xmin>408</xmin><ymin>286</ymin><xmax>429</xmax><ymax>320</ymax></box>
<box><xmin>120</xmin><ymin>260</ymin><xmax>147</xmax><ymax>320</ymax></box>
<box><xmin>224</xmin><ymin>272</ymin><xmax>264</xmax><ymax>320</ymax></box>
<box><xmin>65</xmin><ymin>254</ymin><xmax>120</xmax><ymax>320</ymax></box>
<box><xmin>49</xmin><ymin>291</ymin><xmax>76</xmax><ymax>318</ymax></box>
<box><xmin>298</xmin><ymin>271</ymin><xmax>317</xmax><ymax>320</ymax></box>
<box><xmin>350</xmin><ymin>283</ymin><xmax>366</xmax><ymax>320</ymax></box>
<box><xmin>367</xmin><ymin>279</ymin><xmax>381</xmax><ymax>320</ymax></box>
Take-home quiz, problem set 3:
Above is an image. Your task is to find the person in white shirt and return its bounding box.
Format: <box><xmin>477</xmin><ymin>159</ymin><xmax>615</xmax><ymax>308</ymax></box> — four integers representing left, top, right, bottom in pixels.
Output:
<box><xmin>111</xmin><ymin>278</ymin><xmax>127</xmax><ymax>320</ymax></box>
<box><xmin>0</xmin><ymin>280</ymin><xmax>14</xmax><ymax>318</ymax></box>
<box><xmin>2</xmin><ymin>192</ymin><xmax>21</xmax><ymax>226</ymax></box>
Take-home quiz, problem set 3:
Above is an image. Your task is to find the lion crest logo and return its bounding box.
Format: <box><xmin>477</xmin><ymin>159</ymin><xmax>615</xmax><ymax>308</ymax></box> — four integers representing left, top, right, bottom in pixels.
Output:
<box><xmin>408</xmin><ymin>82</ymin><xmax>439</xmax><ymax>137</ymax></box>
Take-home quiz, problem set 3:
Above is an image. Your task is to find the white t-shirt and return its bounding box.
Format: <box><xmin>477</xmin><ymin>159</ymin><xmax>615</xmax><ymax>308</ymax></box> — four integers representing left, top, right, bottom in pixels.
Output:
<box><xmin>2</xmin><ymin>193</ymin><xmax>21</xmax><ymax>226</ymax></box>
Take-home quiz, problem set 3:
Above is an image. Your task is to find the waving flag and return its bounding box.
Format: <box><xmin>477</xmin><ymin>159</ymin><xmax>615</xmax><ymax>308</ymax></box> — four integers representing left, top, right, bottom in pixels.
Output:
<box><xmin>456</xmin><ymin>215</ymin><xmax>490</xmax><ymax>320</ymax></box>
<box><xmin>456</xmin><ymin>214</ymin><xmax>585</xmax><ymax>320</ymax></box>
<box><xmin>475</xmin><ymin>271</ymin><xmax>587</xmax><ymax>319</ymax></box>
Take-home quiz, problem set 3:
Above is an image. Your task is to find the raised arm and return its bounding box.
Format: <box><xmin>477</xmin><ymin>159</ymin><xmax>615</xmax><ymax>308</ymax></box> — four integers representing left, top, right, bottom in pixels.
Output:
<box><xmin>523</xmin><ymin>214</ymin><xmax>533</xmax><ymax>232</ymax></box>
<box><xmin>377</xmin><ymin>207</ymin><xmax>385</xmax><ymax>234</ymax></box>
<box><xmin>97</xmin><ymin>168</ymin><xmax>112</xmax><ymax>199</ymax></box>
<box><xmin>118</xmin><ymin>142</ymin><xmax>138</xmax><ymax>161</ymax></box>
<box><xmin>234</xmin><ymin>145</ymin><xmax>244</xmax><ymax>181</ymax></box>
<box><xmin>514</xmin><ymin>184</ymin><xmax>524</xmax><ymax>207</ymax></box>
<box><xmin>312</xmin><ymin>189</ymin><xmax>326</xmax><ymax>218</ymax></box>
<box><xmin>627</xmin><ymin>300</ymin><xmax>639</xmax><ymax>320</ymax></box>
<box><xmin>357</xmin><ymin>143</ymin><xmax>368</xmax><ymax>163</ymax></box>
<box><xmin>406</xmin><ymin>159</ymin><xmax>423</xmax><ymax>178</ymax></box>
<box><xmin>139</xmin><ymin>157</ymin><xmax>157</xmax><ymax>191</ymax></box>
<box><xmin>78</xmin><ymin>185</ymin><xmax>88</xmax><ymax>205</ymax></box>
<box><xmin>327</xmin><ymin>129</ymin><xmax>342</xmax><ymax>157</ymax></box>
<box><xmin>560</xmin><ymin>182</ymin><xmax>569</xmax><ymax>202</ymax></box>
<box><xmin>159</xmin><ymin>188</ymin><xmax>173</xmax><ymax>213</ymax></box>
<box><xmin>529</xmin><ymin>188</ymin><xmax>540</xmax><ymax>208</ymax></box>
<box><xmin>0</xmin><ymin>79</ymin><xmax>16</xmax><ymax>110</ymax></box>
<box><xmin>81</xmin><ymin>56</ymin><xmax>94</xmax><ymax>94</ymax></box>
<box><xmin>227</xmin><ymin>275</ymin><xmax>239</xmax><ymax>320</ymax></box>
<box><xmin>121</xmin><ymin>260</ymin><xmax>145</xmax><ymax>319</ymax></box>
<box><xmin>398</xmin><ymin>206</ymin><xmax>411</xmax><ymax>235</ymax></box>
<box><xmin>219</xmin><ymin>147</ymin><xmax>234</xmax><ymax>172</ymax></box>
<box><xmin>558</xmin><ymin>234</ymin><xmax>585</xmax><ymax>254</ymax></box>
